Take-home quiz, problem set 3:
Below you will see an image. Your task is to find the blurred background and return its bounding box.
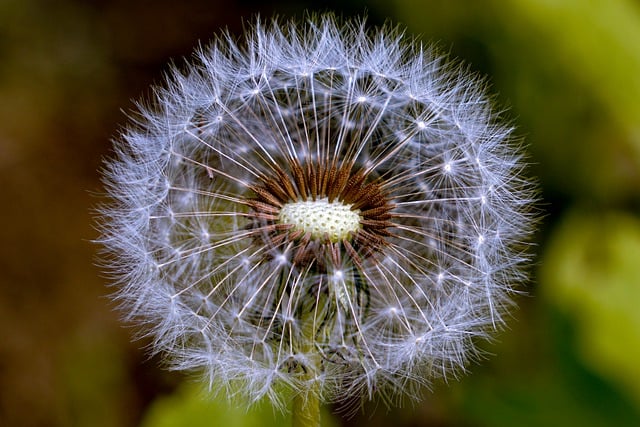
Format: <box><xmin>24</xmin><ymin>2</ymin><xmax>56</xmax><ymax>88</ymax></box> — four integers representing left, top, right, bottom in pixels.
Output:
<box><xmin>1</xmin><ymin>0</ymin><xmax>640</xmax><ymax>426</ymax></box>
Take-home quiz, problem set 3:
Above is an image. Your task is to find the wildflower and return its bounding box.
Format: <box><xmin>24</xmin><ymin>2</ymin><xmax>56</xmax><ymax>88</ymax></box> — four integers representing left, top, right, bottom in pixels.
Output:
<box><xmin>99</xmin><ymin>14</ymin><xmax>536</xmax><ymax>415</ymax></box>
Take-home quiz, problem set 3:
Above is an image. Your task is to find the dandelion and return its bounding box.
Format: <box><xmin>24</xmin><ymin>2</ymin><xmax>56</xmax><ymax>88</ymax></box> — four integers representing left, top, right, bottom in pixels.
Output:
<box><xmin>99</xmin><ymin>14</ymin><xmax>537</xmax><ymax>426</ymax></box>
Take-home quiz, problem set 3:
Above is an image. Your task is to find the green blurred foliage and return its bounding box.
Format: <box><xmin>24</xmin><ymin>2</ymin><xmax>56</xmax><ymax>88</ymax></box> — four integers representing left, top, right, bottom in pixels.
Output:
<box><xmin>139</xmin><ymin>383</ymin><xmax>340</xmax><ymax>427</ymax></box>
<box><xmin>541</xmin><ymin>211</ymin><xmax>640</xmax><ymax>406</ymax></box>
<box><xmin>451</xmin><ymin>305</ymin><xmax>640</xmax><ymax>427</ymax></box>
<box><xmin>140</xmin><ymin>384</ymin><xmax>289</xmax><ymax>427</ymax></box>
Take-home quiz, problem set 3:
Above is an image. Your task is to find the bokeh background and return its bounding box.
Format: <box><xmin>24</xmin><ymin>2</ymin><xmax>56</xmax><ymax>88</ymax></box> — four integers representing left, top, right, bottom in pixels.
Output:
<box><xmin>2</xmin><ymin>0</ymin><xmax>640</xmax><ymax>426</ymax></box>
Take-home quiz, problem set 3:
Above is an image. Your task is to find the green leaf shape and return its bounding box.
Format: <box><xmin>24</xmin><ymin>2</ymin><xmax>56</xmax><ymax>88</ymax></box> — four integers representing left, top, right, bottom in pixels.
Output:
<box><xmin>139</xmin><ymin>383</ymin><xmax>287</xmax><ymax>427</ymax></box>
<box><xmin>139</xmin><ymin>382</ymin><xmax>339</xmax><ymax>427</ymax></box>
<box><xmin>540</xmin><ymin>210</ymin><xmax>640</xmax><ymax>405</ymax></box>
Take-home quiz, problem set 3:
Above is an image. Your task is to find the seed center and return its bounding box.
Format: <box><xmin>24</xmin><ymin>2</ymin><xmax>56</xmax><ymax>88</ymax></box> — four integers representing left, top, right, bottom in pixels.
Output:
<box><xmin>278</xmin><ymin>198</ymin><xmax>361</xmax><ymax>242</ymax></box>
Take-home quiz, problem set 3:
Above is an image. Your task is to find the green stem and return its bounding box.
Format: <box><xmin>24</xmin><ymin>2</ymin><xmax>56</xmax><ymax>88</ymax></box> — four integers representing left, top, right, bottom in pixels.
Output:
<box><xmin>288</xmin><ymin>264</ymin><xmax>340</xmax><ymax>427</ymax></box>
<box><xmin>291</xmin><ymin>391</ymin><xmax>321</xmax><ymax>427</ymax></box>
<box><xmin>291</xmin><ymin>302</ymin><xmax>323</xmax><ymax>427</ymax></box>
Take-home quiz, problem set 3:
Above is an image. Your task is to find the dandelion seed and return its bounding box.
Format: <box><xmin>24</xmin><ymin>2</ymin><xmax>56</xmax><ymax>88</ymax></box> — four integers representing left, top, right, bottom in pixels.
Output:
<box><xmin>98</xmin><ymin>13</ymin><xmax>537</xmax><ymax>422</ymax></box>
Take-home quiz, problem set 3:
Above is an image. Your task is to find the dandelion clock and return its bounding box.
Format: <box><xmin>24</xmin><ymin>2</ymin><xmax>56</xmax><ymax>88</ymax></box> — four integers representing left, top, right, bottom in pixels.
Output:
<box><xmin>98</xmin><ymin>14</ymin><xmax>537</xmax><ymax>427</ymax></box>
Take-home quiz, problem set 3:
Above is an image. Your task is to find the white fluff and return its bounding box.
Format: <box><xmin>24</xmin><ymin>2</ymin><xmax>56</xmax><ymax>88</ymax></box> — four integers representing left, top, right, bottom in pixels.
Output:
<box><xmin>98</xmin><ymin>14</ymin><xmax>537</xmax><ymax>408</ymax></box>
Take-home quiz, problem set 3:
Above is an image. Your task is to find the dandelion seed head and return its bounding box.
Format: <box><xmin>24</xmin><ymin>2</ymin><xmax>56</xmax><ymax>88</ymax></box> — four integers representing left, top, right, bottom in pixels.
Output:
<box><xmin>98</xmin><ymin>14</ymin><xmax>537</xmax><ymax>409</ymax></box>
<box><xmin>278</xmin><ymin>198</ymin><xmax>361</xmax><ymax>242</ymax></box>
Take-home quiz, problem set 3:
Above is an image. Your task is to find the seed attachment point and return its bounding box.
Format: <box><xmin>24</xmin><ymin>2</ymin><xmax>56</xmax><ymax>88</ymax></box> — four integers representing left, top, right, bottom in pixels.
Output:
<box><xmin>279</xmin><ymin>198</ymin><xmax>361</xmax><ymax>243</ymax></box>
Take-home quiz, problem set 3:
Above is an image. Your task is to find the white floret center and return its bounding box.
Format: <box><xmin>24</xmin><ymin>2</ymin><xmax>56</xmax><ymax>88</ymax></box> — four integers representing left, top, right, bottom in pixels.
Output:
<box><xmin>279</xmin><ymin>198</ymin><xmax>361</xmax><ymax>242</ymax></box>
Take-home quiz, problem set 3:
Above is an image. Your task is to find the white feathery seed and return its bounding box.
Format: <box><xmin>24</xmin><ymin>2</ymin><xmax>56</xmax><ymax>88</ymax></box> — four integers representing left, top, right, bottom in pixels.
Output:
<box><xmin>98</xmin><ymin>15</ymin><xmax>537</xmax><ymax>408</ymax></box>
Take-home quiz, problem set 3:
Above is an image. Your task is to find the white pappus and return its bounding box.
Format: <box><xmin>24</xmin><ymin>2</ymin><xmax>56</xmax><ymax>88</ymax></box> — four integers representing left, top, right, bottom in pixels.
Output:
<box><xmin>98</xmin><ymin>14</ymin><xmax>537</xmax><ymax>410</ymax></box>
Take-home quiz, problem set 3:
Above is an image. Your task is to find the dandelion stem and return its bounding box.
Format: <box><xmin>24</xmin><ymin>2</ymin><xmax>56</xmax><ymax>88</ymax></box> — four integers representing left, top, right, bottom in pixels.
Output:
<box><xmin>291</xmin><ymin>390</ymin><xmax>321</xmax><ymax>427</ymax></box>
<box><xmin>291</xmin><ymin>280</ymin><xmax>324</xmax><ymax>427</ymax></box>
